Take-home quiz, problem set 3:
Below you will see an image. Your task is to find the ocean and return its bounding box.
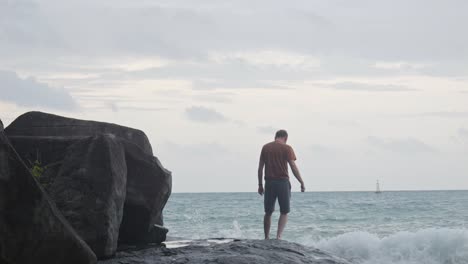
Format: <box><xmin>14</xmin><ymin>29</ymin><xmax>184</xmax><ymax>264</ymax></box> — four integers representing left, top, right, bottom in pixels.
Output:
<box><xmin>164</xmin><ymin>191</ymin><xmax>468</xmax><ymax>264</ymax></box>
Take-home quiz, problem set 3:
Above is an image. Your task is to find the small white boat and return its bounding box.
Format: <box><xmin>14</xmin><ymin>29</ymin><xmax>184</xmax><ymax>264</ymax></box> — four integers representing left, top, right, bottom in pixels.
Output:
<box><xmin>375</xmin><ymin>180</ymin><xmax>382</xmax><ymax>194</ymax></box>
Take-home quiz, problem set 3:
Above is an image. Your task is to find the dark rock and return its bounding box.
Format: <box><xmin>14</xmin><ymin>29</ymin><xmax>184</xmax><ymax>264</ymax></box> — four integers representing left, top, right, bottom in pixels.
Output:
<box><xmin>118</xmin><ymin>140</ymin><xmax>172</xmax><ymax>245</ymax></box>
<box><xmin>8</xmin><ymin>136</ymin><xmax>80</xmax><ymax>168</ymax></box>
<box><xmin>0</xmin><ymin>131</ymin><xmax>97</xmax><ymax>264</ymax></box>
<box><xmin>7</xmin><ymin>136</ymin><xmax>81</xmax><ymax>190</ymax></box>
<box><xmin>47</xmin><ymin>135</ymin><xmax>127</xmax><ymax>258</ymax></box>
<box><xmin>148</xmin><ymin>225</ymin><xmax>169</xmax><ymax>244</ymax></box>
<box><xmin>0</xmin><ymin>119</ymin><xmax>3</xmax><ymax>131</ymax></box>
<box><xmin>8</xmin><ymin>135</ymin><xmax>172</xmax><ymax>254</ymax></box>
<box><xmin>5</xmin><ymin>111</ymin><xmax>153</xmax><ymax>155</ymax></box>
<box><xmin>99</xmin><ymin>239</ymin><xmax>353</xmax><ymax>264</ymax></box>
<box><xmin>5</xmin><ymin>112</ymin><xmax>172</xmax><ymax>258</ymax></box>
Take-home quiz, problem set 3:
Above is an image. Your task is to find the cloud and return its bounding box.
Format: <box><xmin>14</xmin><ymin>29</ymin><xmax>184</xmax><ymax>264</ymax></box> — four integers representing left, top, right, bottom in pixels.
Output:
<box><xmin>373</xmin><ymin>61</ymin><xmax>430</xmax><ymax>70</ymax></box>
<box><xmin>4</xmin><ymin>0</ymin><xmax>468</xmax><ymax>62</ymax></box>
<box><xmin>0</xmin><ymin>70</ymin><xmax>78</xmax><ymax>110</ymax></box>
<box><xmin>184</xmin><ymin>106</ymin><xmax>228</xmax><ymax>123</ymax></box>
<box><xmin>192</xmin><ymin>79</ymin><xmax>288</xmax><ymax>90</ymax></box>
<box><xmin>459</xmin><ymin>128</ymin><xmax>468</xmax><ymax>142</ymax></box>
<box><xmin>231</xmin><ymin>120</ymin><xmax>247</xmax><ymax>127</ymax></box>
<box><xmin>113</xmin><ymin>58</ymin><xmax>315</xmax><ymax>91</ymax></box>
<box><xmin>419</xmin><ymin>111</ymin><xmax>468</xmax><ymax>118</ymax></box>
<box><xmin>108</xmin><ymin>102</ymin><xmax>167</xmax><ymax>112</ymax></box>
<box><xmin>307</xmin><ymin>144</ymin><xmax>338</xmax><ymax>156</ymax></box>
<box><xmin>192</xmin><ymin>93</ymin><xmax>234</xmax><ymax>103</ymax></box>
<box><xmin>3</xmin><ymin>0</ymin><xmax>468</xmax><ymax>79</ymax></box>
<box><xmin>460</xmin><ymin>128</ymin><xmax>468</xmax><ymax>136</ymax></box>
<box><xmin>366</xmin><ymin>136</ymin><xmax>436</xmax><ymax>154</ymax></box>
<box><xmin>208</xmin><ymin>50</ymin><xmax>321</xmax><ymax>68</ymax></box>
<box><xmin>257</xmin><ymin>126</ymin><xmax>277</xmax><ymax>135</ymax></box>
<box><xmin>327</xmin><ymin>82</ymin><xmax>417</xmax><ymax>92</ymax></box>
<box><xmin>0</xmin><ymin>0</ymin><xmax>63</xmax><ymax>54</ymax></box>
<box><xmin>327</xmin><ymin>119</ymin><xmax>361</xmax><ymax>128</ymax></box>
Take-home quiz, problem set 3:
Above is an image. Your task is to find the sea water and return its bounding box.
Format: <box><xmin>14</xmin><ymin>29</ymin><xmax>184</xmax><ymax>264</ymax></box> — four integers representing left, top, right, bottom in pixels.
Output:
<box><xmin>164</xmin><ymin>191</ymin><xmax>468</xmax><ymax>264</ymax></box>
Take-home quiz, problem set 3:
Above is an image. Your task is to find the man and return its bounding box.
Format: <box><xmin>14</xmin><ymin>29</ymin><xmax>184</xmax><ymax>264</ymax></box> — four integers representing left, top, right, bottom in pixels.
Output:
<box><xmin>258</xmin><ymin>129</ymin><xmax>305</xmax><ymax>240</ymax></box>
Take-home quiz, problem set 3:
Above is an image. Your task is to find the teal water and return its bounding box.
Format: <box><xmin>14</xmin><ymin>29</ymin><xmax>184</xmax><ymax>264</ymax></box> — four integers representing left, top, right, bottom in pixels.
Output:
<box><xmin>164</xmin><ymin>191</ymin><xmax>468</xmax><ymax>264</ymax></box>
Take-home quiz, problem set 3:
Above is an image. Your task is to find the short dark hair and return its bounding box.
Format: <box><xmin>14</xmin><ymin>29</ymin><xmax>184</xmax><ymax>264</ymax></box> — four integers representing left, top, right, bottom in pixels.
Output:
<box><xmin>275</xmin><ymin>129</ymin><xmax>288</xmax><ymax>139</ymax></box>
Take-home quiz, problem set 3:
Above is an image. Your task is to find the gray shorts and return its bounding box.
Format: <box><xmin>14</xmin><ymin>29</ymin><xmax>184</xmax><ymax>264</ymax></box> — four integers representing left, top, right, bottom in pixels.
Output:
<box><xmin>264</xmin><ymin>179</ymin><xmax>291</xmax><ymax>214</ymax></box>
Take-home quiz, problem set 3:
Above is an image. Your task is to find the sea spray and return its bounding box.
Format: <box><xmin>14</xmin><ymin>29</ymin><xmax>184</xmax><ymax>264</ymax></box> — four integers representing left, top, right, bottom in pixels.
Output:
<box><xmin>311</xmin><ymin>228</ymin><xmax>468</xmax><ymax>264</ymax></box>
<box><xmin>218</xmin><ymin>220</ymin><xmax>244</xmax><ymax>238</ymax></box>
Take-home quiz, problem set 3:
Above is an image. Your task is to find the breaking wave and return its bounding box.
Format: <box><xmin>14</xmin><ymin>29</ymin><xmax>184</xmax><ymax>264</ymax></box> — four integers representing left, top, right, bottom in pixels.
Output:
<box><xmin>306</xmin><ymin>228</ymin><xmax>468</xmax><ymax>264</ymax></box>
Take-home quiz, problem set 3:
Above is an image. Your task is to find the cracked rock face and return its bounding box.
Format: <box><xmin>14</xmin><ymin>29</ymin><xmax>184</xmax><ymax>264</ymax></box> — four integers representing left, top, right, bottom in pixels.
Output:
<box><xmin>99</xmin><ymin>239</ymin><xmax>353</xmax><ymax>264</ymax></box>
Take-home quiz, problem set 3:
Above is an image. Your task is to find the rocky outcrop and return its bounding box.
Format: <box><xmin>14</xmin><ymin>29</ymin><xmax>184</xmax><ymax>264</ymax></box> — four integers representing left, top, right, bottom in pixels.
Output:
<box><xmin>5</xmin><ymin>111</ymin><xmax>153</xmax><ymax>155</ymax></box>
<box><xmin>99</xmin><ymin>239</ymin><xmax>353</xmax><ymax>264</ymax></box>
<box><xmin>0</xmin><ymin>129</ymin><xmax>97</xmax><ymax>264</ymax></box>
<box><xmin>4</xmin><ymin>112</ymin><xmax>172</xmax><ymax>259</ymax></box>
<box><xmin>48</xmin><ymin>135</ymin><xmax>127</xmax><ymax>258</ymax></box>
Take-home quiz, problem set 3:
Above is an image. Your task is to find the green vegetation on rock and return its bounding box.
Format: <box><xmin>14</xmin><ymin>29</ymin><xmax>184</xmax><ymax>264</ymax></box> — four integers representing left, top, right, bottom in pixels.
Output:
<box><xmin>31</xmin><ymin>160</ymin><xmax>44</xmax><ymax>178</ymax></box>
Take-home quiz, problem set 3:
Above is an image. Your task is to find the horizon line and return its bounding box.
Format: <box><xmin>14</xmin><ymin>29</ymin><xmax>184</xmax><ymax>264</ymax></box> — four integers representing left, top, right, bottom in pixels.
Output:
<box><xmin>171</xmin><ymin>189</ymin><xmax>468</xmax><ymax>194</ymax></box>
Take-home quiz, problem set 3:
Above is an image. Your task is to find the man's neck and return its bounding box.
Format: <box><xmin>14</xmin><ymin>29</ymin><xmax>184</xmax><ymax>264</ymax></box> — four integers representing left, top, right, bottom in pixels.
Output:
<box><xmin>275</xmin><ymin>139</ymin><xmax>286</xmax><ymax>144</ymax></box>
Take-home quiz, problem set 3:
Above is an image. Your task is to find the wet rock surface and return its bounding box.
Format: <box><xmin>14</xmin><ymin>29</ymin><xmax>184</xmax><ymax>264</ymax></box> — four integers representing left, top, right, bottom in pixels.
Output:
<box><xmin>100</xmin><ymin>239</ymin><xmax>352</xmax><ymax>264</ymax></box>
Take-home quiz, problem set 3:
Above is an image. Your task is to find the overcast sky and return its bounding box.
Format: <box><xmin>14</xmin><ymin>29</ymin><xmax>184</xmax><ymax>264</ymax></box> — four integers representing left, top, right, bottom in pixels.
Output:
<box><xmin>1</xmin><ymin>0</ymin><xmax>467</xmax><ymax>192</ymax></box>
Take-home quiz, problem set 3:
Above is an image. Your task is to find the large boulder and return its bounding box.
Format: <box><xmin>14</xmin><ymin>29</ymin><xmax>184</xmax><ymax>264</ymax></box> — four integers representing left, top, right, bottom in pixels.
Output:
<box><xmin>5</xmin><ymin>112</ymin><xmax>172</xmax><ymax>258</ymax></box>
<box><xmin>99</xmin><ymin>239</ymin><xmax>353</xmax><ymax>264</ymax></box>
<box><xmin>5</xmin><ymin>111</ymin><xmax>153</xmax><ymax>155</ymax></box>
<box><xmin>48</xmin><ymin>135</ymin><xmax>127</xmax><ymax>258</ymax></box>
<box><xmin>0</xmin><ymin>130</ymin><xmax>97</xmax><ymax>264</ymax></box>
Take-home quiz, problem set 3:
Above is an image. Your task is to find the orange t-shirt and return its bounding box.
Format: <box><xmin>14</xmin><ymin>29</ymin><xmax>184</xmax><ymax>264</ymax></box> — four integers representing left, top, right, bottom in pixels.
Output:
<box><xmin>260</xmin><ymin>141</ymin><xmax>297</xmax><ymax>180</ymax></box>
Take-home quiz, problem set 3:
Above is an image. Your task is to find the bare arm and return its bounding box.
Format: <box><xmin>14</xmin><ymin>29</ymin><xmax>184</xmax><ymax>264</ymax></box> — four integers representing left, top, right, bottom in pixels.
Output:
<box><xmin>258</xmin><ymin>158</ymin><xmax>265</xmax><ymax>185</ymax></box>
<box><xmin>288</xmin><ymin>160</ymin><xmax>305</xmax><ymax>192</ymax></box>
<box><xmin>258</xmin><ymin>158</ymin><xmax>265</xmax><ymax>195</ymax></box>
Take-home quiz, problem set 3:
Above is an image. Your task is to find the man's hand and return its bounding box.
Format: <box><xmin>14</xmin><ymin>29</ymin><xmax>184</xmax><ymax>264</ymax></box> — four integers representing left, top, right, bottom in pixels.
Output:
<box><xmin>288</xmin><ymin>160</ymin><xmax>305</xmax><ymax>192</ymax></box>
<box><xmin>258</xmin><ymin>185</ymin><xmax>264</xmax><ymax>196</ymax></box>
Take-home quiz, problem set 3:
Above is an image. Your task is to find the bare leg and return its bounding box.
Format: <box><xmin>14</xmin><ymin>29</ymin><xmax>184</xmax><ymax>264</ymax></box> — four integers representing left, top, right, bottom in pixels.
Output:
<box><xmin>264</xmin><ymin>213</ymin><xmax>272</xmax><ymax>239</ymax></box>
<box><xmin>277</xmin><ymin>213</ymin><xmax>288</xmax><ymax>239</ymax></box>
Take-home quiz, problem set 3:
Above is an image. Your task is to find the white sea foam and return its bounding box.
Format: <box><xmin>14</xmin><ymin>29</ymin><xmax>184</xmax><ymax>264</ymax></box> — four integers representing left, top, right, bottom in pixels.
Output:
<box><xmin>218</xmin><ymin>220</ymin><xmax>244</xmax><ymax>238</ymax></box>
<box><xmin>308</xmin><ymin>228</ymin><xmax>468</xmax><ymax>264</ymax></box>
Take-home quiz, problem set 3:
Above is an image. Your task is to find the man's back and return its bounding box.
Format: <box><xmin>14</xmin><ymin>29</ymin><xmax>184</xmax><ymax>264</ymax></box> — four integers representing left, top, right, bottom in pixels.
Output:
<box><xmin>261</xmin><ymin>141</ymin><xmax>296</xmax><ymax>180</ymax></box>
